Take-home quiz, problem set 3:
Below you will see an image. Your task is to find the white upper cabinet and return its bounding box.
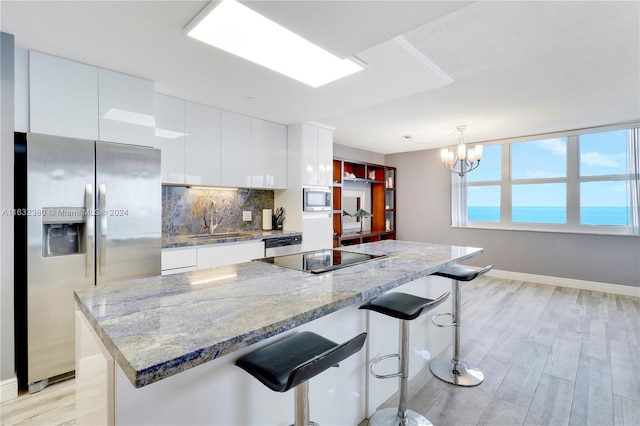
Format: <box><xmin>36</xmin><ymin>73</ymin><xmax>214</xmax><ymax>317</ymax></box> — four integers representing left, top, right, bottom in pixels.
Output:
<box><xmin>29</xmin><ymin>51</ymin><xmax>155</xmax><ymax>146</ymax></box>
<box><xmin>98</xmin><ymin>68</ymin><xmax>154</xmax><ymax>146</ymax></box>
<box><xmin>221</xmin><ymin>111</ymin><xmax>251</xmax><ymax>187</ymax></box>
<box><xmin>301</xmin><ymin>123</ymin><xmax>334</xmax><ymax>187</ymax></box>
<box><xmin>251</xmin><ymin>118</ymin><xmax>287</xmax><ymax>189</ymax></box>
<box><xmin>29</xmin><ymin>51</ymin><xmax>99</xmax><ymax>140</ymax></box>
<box><xmin>317</xmin><ymin>127</ymin><xmax>333</xmax><ymax>187</ymax></box>
<box><xmin>153</xmin><ymin>94</ymin><xmax>185</xmax><ymax>184</ymax></box>
<box><xmin>14</xmin><ymin>47</ymin><xmax>30</xmax><ymax>133</ymax></box>
<box><xmin>301</xmin><ymin>123</ymin><xmax>319</xmax><ymax>186</ymax></box>
<box><xmin>185</xmin><ymin>102</ymin><xmax>221</xmax><ymax>186</ymax></box>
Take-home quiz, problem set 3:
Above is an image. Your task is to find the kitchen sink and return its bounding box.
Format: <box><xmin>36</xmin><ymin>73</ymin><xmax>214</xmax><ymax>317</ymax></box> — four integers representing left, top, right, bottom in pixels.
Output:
<box><xmin>188</xmin><ymin>232</ymin><xmax>252</xmax><ymax>239</ymax></box>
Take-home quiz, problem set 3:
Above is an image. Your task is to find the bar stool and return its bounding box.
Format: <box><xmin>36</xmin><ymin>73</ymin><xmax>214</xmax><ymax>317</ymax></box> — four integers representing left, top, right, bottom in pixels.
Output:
<box><xmin>235</xmin><ymin>331</ymin><xmax>367</xmax><ymax>426</ymax></box>
<box><xmin>429</xmin><ymin>264</ymin><xmax>492</xmax><ymax>387</ymax></box>
<box><xmin>359</xmin><ymin>291</ymin><xmax>450</xmax><ymax>426</ymax></box>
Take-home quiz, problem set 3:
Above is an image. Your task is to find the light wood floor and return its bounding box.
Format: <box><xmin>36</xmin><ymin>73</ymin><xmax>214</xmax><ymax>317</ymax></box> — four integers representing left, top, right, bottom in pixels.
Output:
<box><xmin>369</xmin><ymin>276</ymin><xmax>640</xmax><ymax>426</ymax></box>
<box><xmin>2</xmin><ymin>276</ymin><xmax>639</xmax><ymax>426</ymax></box>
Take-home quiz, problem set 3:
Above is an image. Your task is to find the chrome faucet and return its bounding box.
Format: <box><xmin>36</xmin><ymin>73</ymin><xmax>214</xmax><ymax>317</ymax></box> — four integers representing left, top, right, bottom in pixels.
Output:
<box><xmin>204</xmin><ymin>201</ymin><xmax>219</xmax><ymax>234</ymax></box>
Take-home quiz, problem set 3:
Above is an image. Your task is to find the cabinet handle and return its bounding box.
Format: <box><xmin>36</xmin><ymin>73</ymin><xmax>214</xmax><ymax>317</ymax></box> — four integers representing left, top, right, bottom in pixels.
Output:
<box><xmin>85</xmin><ymin>184</ymin><xmax>93</xmax><ymax>277</ymax></box>
<box><xmin>98</xmin><ymin>184</ymin><xmax>107</xmax><ymax>276</ymax></box>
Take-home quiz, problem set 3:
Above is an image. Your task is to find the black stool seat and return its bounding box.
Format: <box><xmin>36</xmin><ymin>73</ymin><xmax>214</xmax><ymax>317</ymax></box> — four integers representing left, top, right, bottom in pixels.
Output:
<box><xmin>359</xmin><ymin>291</ymin><xmax>450</xmax><ymax>320</ymax></box>
<box><xmin>433</xmin><ymin>264</ymin><xmax>493</xmax><ymax>281</ymax></box>
<box><xmin>236</xmin><ymin>331</ymin><xmax>367</xmax><ymax>393</ymax></box>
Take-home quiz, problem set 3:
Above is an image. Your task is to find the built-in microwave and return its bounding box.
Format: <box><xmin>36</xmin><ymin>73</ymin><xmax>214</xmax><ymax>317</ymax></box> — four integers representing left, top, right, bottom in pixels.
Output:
<box><xmin>302</xmin><ymin>187</ymin><xmax>332</xmax><ymax>212</ymax></box>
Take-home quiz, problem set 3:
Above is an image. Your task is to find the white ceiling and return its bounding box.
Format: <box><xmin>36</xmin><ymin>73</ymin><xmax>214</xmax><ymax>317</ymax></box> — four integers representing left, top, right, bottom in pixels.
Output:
<box><xmin>2</xmin><ymin>1</ymin><xmax>639</xmax><ymax>154</ymax></box>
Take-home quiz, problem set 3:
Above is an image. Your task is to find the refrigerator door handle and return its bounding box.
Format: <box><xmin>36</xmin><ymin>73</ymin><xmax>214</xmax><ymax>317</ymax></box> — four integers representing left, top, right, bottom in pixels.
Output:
<box><xmin>85</xmin><ymin>184</ymin><xmax>94</xmax><ymax>278</ymax></box>
<box><xmin>98</xmin><ymin>184</ymin><xmax>107</xmax><ymax>276</ymax></box>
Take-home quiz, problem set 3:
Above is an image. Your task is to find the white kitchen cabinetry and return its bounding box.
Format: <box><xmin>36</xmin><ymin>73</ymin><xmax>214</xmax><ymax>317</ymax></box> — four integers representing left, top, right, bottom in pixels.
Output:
<box><xmin>75</xmin><ymin>309</ymin><xmax>115</xmax><ymax>425</ymax></box>
<box><xmin>185</xmin><ymin>102</ymin><xmax>221</xmax><ymax>186</ymax></box>
<box><xmin>154</xmin><ymin>94</ymin><xmax>185</xmax><ymax>184</ymax></box>
<box><xmin>161</xmin><ymin>247</ymin><xmax>197</xmax><ymax>275</ymax></box>
<box><xmin>29</xmin><ymin>51</ymin><xmax>99</xmax><ymax>140</ymax></box>
<box><xmin>29</xmin><ymin>51</ymin><xmax>154</xmax><ymax>146</ymax></box>
<box><xmin>14</xmin><ymin>47</ymin><xmax>30</xmax><ymax>133</ymax></box>
<box><xmin>196</xmin><ymin>241</ymin><xmax>264</xmax><ymax>269</ymax></box>
<box><xmin>302</xmin><ymin>213</ymin><xmax>333</xmax><ymax>252</ymax></box>
<box><xmin>98</xmin><ymin>68</ymin><xmax>155</xmax><ymax>146</ymax></box>
<box><xmin>317</xmin><ymin>127</ymin><xmax>333</xmax><ymax>187</ymax></box>
<box><xmin>275</xmin><ymin>122</ymin><xmax>334</xmax><ymax>250</ymax></box>
<box><xmin>234</xmin><ymin>241</ymin><xmax>266</xmax><ymax>263</ymax></box>
<box><xmin>251</xmin><ymin>118</ymin><xmax>287</xmax><ymax>189</ymax></box>
<box><xmin>197</xmin><ymin>245</ymin><xmax>235</xmax><ymax>270</ymax></box>
<box><xmin>300</xmin><ymin>123</ymin><xmax>334</xmax><ymax>187</ymax></box>
<box><xmin>221</xmin><ymin>111</ymin><xmax>251</xmax><ymax>187</ymax></box>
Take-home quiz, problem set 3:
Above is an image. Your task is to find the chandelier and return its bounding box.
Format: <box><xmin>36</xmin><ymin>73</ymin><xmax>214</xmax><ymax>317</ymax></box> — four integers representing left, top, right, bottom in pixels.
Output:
<box><xmin>440</xmin><ymin>125</ymin><xmax>483</xmax><ymax>177</ymax></box>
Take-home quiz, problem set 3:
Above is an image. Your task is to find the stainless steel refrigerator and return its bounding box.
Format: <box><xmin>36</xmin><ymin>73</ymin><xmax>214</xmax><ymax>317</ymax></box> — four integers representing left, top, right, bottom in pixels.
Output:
<box><xmin>15</xmin><ymin>132</ymin><xmax>161</xmax><ymax>393</ymax></box>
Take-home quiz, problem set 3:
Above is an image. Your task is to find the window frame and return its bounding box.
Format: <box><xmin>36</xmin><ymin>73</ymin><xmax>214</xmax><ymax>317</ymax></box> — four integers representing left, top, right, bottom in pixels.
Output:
<box><xmin>460</xmin><ymin>123</ymin><xmax>639</xmax><ymax>235</ymax></box>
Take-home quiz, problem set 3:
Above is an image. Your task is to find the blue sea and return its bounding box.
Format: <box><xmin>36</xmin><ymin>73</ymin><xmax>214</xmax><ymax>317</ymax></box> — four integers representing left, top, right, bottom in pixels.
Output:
<box><xmin>468</xmin><ymin>206</ymin><xmax>631</xmax><ymax>225</ymax></box>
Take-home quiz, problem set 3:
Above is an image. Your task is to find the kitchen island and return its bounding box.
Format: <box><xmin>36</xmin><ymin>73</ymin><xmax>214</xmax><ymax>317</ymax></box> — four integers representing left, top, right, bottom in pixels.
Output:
<box><xmin>74</xmin><ymin>240</ymin><xmax>482</xmax><ymax>425</ymax></box>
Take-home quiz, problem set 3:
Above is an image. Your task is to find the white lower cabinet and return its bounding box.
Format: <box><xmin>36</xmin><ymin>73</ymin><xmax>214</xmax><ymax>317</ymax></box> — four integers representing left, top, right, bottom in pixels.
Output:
<box><xmin>234</xmin><ymin>240</ymin><xmax>266</xmax><ymax>263</ymax></box>
<box><xmin>161</xmin><ymin>247</ymin><xmax>197</xmax><ymax>275</ymax></box>
<box><xmin>197</xmin><ymin>241</ymin><xmax>265</xmax><ymax>269</ymax></box>
<box><xmin>302</xmin><ymin>213</ymin><xmax>333</xmax><ymax>251</ymax></box>
<box><xmin>196</xmin><ymin>244</ymin><xmax>235</xmax><ymax>269</ymax></box>
<box><xmin>75</xmin><ymin>308</ymin><xmax>115</xmax><ymax>425</ymax></box>
<box><xmin>163</xmin><ymin>241</ymin><xmax>265</xmax><ymax>273</ymax></box>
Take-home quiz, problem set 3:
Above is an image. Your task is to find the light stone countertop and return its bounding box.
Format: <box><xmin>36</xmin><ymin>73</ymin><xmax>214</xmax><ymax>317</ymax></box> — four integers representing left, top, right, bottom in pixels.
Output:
<box><xmin>74</xmin><ymin>240</ymin><xmax>482</xmax><ymax>388</ymax></box>
<box><xmin>162</xmin><ymin>229</ymin><xmax>302</xmax><ymax>248</ymax></box>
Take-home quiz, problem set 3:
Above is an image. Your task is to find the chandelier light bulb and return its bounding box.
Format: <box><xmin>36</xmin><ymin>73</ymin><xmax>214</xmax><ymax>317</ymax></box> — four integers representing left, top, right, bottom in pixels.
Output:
<box><xmin>439</xmin><ymin>125</ymin><xmax>483</xmax><ymax>177</ymax></box>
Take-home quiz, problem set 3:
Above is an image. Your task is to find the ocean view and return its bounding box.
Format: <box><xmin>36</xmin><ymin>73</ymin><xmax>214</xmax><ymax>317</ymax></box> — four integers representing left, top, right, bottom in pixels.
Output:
<box><xmin>468</xmin><ymin>206</ymin><xmax>631</xmax><ymax>225</ymax></box>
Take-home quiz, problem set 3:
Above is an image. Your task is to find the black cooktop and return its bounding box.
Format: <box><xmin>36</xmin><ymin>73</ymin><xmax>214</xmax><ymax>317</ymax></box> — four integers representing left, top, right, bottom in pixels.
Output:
<box><xmin>260</xmin><ymin>249</ymin><xmax>386</xmax><ymax>274</ymax></box>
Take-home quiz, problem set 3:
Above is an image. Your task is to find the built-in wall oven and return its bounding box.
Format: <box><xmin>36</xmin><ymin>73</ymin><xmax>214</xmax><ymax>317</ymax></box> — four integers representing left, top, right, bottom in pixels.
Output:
<box><xmin>264</xmin><ymin>234</ymin><xmax>303</xmax><ymax>257</ymax></box>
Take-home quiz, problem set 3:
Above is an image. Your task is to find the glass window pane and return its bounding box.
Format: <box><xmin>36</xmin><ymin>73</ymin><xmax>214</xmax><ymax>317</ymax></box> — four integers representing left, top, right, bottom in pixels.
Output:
<box><xmin>580</xmin><ymin>181</ymin><xmax>631</xmax><ymax>225</ymax></box>
<box><xmin>579</xmin><ymin>130</ymin><xmax>628</xmax><ymax>176</ymax></box>
<box><xmin>467</xmin><ymin>144</ymin><xmax>501</xmax><ymax>182</ymax></box>
<box><xmin>512</xmin><ymin>183</ymin><xmax>566</xmax><ymax>223</ymax></box>
<box><xmin>467</xmin><ymin>185</ymin><xmax>500</xmax><ymax>222</ymax></box>
<box><xmin>512</xmin><ymin>138</ymin><xmax>567</xmax><ymax>180</ymax></box>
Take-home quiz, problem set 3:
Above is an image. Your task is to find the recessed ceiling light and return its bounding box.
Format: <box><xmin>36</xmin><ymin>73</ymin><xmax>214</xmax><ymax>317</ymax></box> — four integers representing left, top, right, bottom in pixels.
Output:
<box><xmin>185</xmin><ymin>0</ymin><xmax>365</xmax><ymax>88</ymax></box>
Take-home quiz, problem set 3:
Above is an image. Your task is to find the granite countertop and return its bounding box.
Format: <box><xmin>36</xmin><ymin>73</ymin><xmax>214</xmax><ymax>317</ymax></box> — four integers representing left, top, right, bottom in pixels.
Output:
<box><xmin>74</xmin><ymin>240</ymin><xmax>482</xmax><ymax>388</ymax></box>
<box><xmin>162</xmin><ymin>229</ymin><xmax>302</xmax><ymax>248</ymax></box>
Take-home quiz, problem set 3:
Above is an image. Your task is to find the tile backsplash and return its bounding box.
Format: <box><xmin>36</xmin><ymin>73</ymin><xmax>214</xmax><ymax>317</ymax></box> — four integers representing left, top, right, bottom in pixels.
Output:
<box><xmin>162</xmin><ymin>186</ymin><xmax>274</xmax><ymax>237</ymax></box>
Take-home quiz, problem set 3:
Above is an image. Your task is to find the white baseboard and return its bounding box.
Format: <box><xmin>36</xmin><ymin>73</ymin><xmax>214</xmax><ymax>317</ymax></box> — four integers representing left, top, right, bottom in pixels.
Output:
<box><xmin>1</xmin><ymin>376</ymin><xmax>18</xmax><ymax>403</ymax></box>
<box><xmin>486</xmin><ymin>269</ymin><xmax>640</xmax><ymax>297</ymax></box>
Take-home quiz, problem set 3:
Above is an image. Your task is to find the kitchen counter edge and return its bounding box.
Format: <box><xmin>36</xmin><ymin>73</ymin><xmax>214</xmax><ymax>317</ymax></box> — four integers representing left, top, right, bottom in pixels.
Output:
<box><xmin>162</xmin><ymin>230</ymin><xmax>302</xmax><ymax>248</ymax></box>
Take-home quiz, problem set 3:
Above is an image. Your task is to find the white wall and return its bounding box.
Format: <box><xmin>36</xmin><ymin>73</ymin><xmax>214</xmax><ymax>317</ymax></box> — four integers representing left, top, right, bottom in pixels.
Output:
<box><xmin>1</xmin><ymin>32</ymin><xmax>17</xmax><ymax>400</ymax></box>
<box><xmin>334</xmin><ymin>143</ymin><xmax>385</xmax><ymax>165</ymax></box>
<box><xmin>386</xmin><ymin>148</ymin><xmax>640</xmax><ymax>288</ymax></box>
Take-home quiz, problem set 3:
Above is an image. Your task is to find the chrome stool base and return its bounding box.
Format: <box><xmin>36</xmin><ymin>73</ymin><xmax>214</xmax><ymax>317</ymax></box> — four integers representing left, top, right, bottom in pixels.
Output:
<box><xmin>368</xmin><ymin>407</ymin><xmax>432</xmax><ymax>426</ymax></box>
<box><xmin>429</xmin><ymin>358</ymin><xmax>484</xmax><ymax>387</ymax></box>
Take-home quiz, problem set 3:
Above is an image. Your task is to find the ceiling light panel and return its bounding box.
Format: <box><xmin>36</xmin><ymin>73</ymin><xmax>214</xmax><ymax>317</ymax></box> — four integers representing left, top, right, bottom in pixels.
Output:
<box><xmin>185</xmin><ymin>0</ymin><xmax>364</xmax><ymax>88</ymax></box>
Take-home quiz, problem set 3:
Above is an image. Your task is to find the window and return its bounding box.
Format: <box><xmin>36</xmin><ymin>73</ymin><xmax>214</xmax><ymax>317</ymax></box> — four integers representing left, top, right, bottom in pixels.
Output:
<box><xmin>512</xmin><ymin>183</ymin><xmax>566</xmax><ymax>224</ymax></box>
<box><xmin>578</xmin><ymin>130</ymin><xmax>632</xmax><ymax>226</ymax></box>
<box><xmin>458</xmin><ymin>124</ymin><xmax>639</xmax><ymax>234</ymax></box>
<box><xmin>512</xmin><ymin>138</ymin><xmax>566</xmax><ymax>180</ymax></box>
<box><xmin>466</xmin><ymin>145</ymin><xmax>501</xmax><ymax>222</ymax></box>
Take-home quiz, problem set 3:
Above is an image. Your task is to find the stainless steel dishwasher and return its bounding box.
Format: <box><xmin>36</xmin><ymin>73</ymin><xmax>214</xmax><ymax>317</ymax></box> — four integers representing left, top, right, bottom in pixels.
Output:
<box><xmin>264</xmin><ymin>234</ymin><xmax>303</xmax><ymax>257</ymax></box>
